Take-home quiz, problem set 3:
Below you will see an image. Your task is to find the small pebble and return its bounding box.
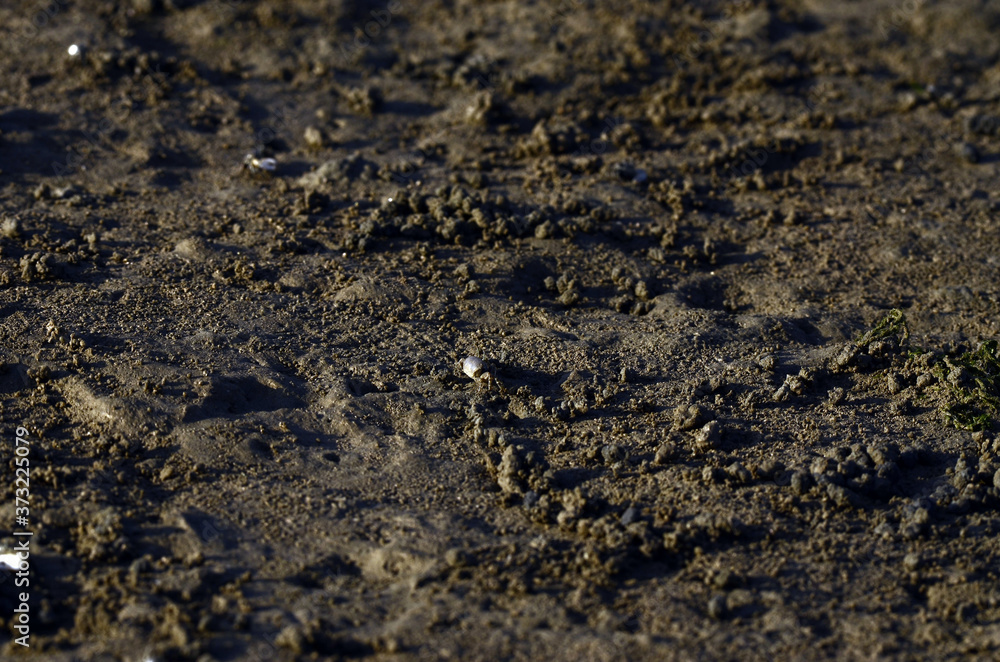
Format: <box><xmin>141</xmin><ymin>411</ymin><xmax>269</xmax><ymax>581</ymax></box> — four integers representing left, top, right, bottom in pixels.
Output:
<box><xmin>965</xmin><ymin>114</ymin><xmax>1000</xmax><ymax>136</ymax></box>
<box><xmin>445</xmin><ymin>548</ymin><xmax>470</xmax><ymax>568</ymax></box>
<box><xmin>757</xmin><ymin>354</ymin><xmax>776</xmax><ymax>371</ymax></box>
<box><xmin>653</xmin><ymin>442</ymin><xmax>677</xmax><ymax>465</ymax></box>
<box><xmin>711</xmin><ymin>569</ymin><xmax>739</xmax><ymax>590</ymax></box>
<box><xmin>613</xmin><ymin>162</ymin><xmax>636</xmax><ymax>182</ymax></box>
<box><xmin>898</xmin><ymin>91</ymin><xmax>918</xmax><ymax>111</ymax></box>
<box><xmin>1</xmin><ymin>217</ymin><xmax>20</xmax><ymax>238</ymax></box>
<box><xmin>673</xmin><ymin>404</ymin><xmax>711</xmax><ymax>431</ymax></box>
<box><xmin>827</xmin><ymin>387</ymin><xmax>846</xmax><ymax>405</ymax></box>
<box><xmin>276</xmin><ymin>625</ymin><xmax>306</xmax><ymax>654</ymax></box>
<box><xmin>535</xmin><ymin>220</ymin><xmax>555</xmax><ymax>239</ymax></box>
<box><xmin>693</xmin><ymin>420</ymin><xmax>721</xmax><ymax>450</ymax></box>
<box><xmin>707</xmin><ymin>594</ymin><xmax>728</xmax><ymax>619</ymax></box>
<box><xmin>601</xmin><ymin>443</ymin><xmax>626</xmax><ymax>465</ymax></box>
<box><xmin>757</xmin><ymin>459</ymin><xmax>785</xmax><ymax>481</ymax></box>
<box><xmin>557</xmin><ymin>289</ymin><xmax>579</xmax><ymax>307</ymax></box>
<box><xmin>725</xmin><ymin>461</ymin><xmax>752</xmax><ymax>484</ymax></box>
<box><xmin>866</xmin><ymin>442</ymin><xmax>899</xmax><ymax>467</ymax></box>
<box><xmin>702</xmin><ymin>466</ymin><xmax>724</xmax><ymax>484</ymax></box>
<box><xmin>304</xmin><ymin>126</ymin><xmax>325</xmax><ymax>149</ymax></box>
<box><xmin>790</xmin><ymin>470</ymin><xmax>812</xmax><ymax>495</ymax></box>
<box><xmin>955</xmin><ymin>142</ymin><xmax>979</xmax><ymax>164</ymax></box>
<box><xmin>620</xmin><ymin>506</ymin><xmax>640</xmax><ymax>526</ymax></box>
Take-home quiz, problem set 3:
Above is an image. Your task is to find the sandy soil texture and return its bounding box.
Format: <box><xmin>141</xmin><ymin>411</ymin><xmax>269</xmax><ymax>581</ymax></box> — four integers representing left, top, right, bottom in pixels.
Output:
<box><xmin>2</xmin><ymin>0</ymin><xmax>1000</xmax><ymax>660</ymax></box>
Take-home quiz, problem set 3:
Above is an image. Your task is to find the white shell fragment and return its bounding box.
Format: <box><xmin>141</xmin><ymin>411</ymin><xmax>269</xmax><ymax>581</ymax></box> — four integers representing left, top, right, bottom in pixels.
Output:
<box><xmin>0</xmin><ymin>553</ymin><xmax>20</xmax><ymax>570</ymax></box>
<box><xmin>243</xmin><ymin>154</ymin><xmax>277</xmax><ymax>174</ymax></box>
<box><xmin>461</xmin><ymin>356</ymin><xmax>484</xmax><ymax>379</ymax></box>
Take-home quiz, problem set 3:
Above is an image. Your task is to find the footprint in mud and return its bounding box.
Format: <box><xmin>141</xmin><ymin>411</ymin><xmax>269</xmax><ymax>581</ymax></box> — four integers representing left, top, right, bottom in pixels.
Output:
<box><xmin>183</xmin><ymin>372</ymin><xmax>305</xmax><ymax>421</ymax></box>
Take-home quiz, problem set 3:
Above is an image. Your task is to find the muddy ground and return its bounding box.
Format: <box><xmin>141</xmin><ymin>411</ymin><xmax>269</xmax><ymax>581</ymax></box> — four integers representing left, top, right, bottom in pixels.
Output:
<box><xmin>1</xmin><ymin>0</ymin><xmax>1000</xmax><ymax>659</ymax></box>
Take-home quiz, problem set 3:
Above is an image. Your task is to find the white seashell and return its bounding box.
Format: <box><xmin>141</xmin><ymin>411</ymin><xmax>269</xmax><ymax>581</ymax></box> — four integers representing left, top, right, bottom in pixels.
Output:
<box><xmin>0</xmin><ymin>553</ymin><xmax>20</xmax><ymax>571</ymax></box>
<box><xmin>462</xmin><ymin>356</ymin><xmax>484</xmax><ymax>379</ymax></box>
<box><xmin>242</xmin><ymin>154</ymin><xmax>277</xmax><ymax>174</ymax></box>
